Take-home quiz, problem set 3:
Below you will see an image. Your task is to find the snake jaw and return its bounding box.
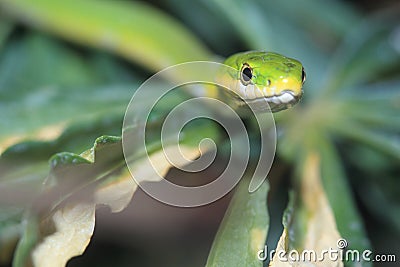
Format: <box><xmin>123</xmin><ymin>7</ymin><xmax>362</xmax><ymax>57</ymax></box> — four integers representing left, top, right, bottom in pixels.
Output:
<box><xmin>238</xmin><ymin>90</ymin><xmax>302</xmax><ymax>112</ymax></box>
<box><xmin>265</xmin><ymin>90</ymin><xmax>302</xmax><ymax>112</ymax></box>
<box><xmin>234</xmin><ymin>78</ymin><xmax>303</xmax><ymax>110</ymax></box>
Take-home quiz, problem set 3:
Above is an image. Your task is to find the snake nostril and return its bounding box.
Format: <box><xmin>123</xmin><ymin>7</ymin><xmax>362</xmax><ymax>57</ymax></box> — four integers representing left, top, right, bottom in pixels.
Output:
<box><xmin>266</xmin><ymin>79</ymin><xmax>271</xmax><ymax>86</ymax></box>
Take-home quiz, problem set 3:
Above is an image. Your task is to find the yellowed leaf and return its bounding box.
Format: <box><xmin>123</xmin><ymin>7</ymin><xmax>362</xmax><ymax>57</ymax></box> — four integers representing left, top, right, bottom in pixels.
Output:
<box><xmin>94</xmin><ymin>173</ymin><xmax>137</xmax><ymax>213</ymax></box>
<box><xmin>30</xmin><ymin>144</ymin><xmax>204</xmax><ymax>267</ymax></box>
<box><xmin>251</xmin><ymin>228</ymin><xmax>268</xmax><ymax>256</ymax></box>
<box><xmin>32</xmin><ymin>202</ymin><xmax>96</xmax><ymax>267</ymax></box>
<box><xmin>0</xmin><ymin>123</ymin><xmax>66</xmax><ymax>154</ymax></box>
<box><xmin>131</xmin><ymin>144</ymin><xmax>202</xmax><ymax>182</ymax></box>
<box><xmin>270</xmin><ymin>152</ymin><xmax>343</xmax><ymax>267</ymax></box>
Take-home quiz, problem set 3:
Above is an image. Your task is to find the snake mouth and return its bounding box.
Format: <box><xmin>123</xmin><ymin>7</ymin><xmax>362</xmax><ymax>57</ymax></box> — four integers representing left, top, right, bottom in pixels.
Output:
<box><xmin>242</xmin><ymin>90</ymin><xmax>303</xmax><ymax>112</ymax></box>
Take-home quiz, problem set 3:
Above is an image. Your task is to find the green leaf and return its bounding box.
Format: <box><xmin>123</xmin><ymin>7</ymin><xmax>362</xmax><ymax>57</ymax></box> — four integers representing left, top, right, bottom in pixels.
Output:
<box><xmin>12</xmin><ymin>214</ymin><xmax>39</xmax><ymax>267</ymax></box>
<box><xmin>205</xmin><ymin>0</ymin><xmax>274</xmax><ymax>50</ymax></box>
<box><xmin>206</xmin><ymin>179</ymin><xmax>269</xmax><ymax>267</ymax></box>
<box><xmin>344</xmin><ymin>80</ymin><xmax>400</xmax><ymax>118</ymax></box>
<box><xmin>0</xmin><ymin>0</ymin><xmax>212</xmax><ymax>73</ymax></box>
<box><xmin>317</xmin><ymin>139</ymin><xmax>372</xmax><ymax>267</ymax></box>
<box><xmin>163</xmin><ymin>0</ymin><xmax>239</xmax><ymax>55</ymax></box>
<box><xmin>0</xmin><ymin>207</ymin><xmax>22</xmax><ymax>265</ymax></box>
<box><xmin>333</xmin><ymin>122</ymin><xmax>400</xmax><ymax>161</ymax></box>
<box><xmin>260</xmin><ymin>0</ymin><xmax>360</xmax><ymax>41</ymax></box>
<box><xmin>321</xmin><ymin>11</ymin><xmax>400</xmax><ymax>94</ymax></box>
<box><xmin>0</xmin><ymin>33</ymin><xmax>136</xmax><ymax>153</ymax></box>
<box><xmin>343</xmin><ymin>144</ymin><xmax>397</xmax><ymax>174</ymax></box>
<box><xmin>356</xmin><ymin>178</ymin><xmax>400</xmax><ymax>234</ymax></box>
<box><xmin>0</xmin><ymin>18</ymin><xmax>14</xmax><ymax>49</ymax></box>
<box><xmin>8</xmin><ymin>97</ymin><xmax>220</xmax><ymax>265</ymax></box>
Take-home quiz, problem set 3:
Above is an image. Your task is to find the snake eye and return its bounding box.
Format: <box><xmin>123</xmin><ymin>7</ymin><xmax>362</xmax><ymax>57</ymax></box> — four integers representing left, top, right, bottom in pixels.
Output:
<box><xmin>240</xmin><ymin>64</ymin><xmax>253</xmax><ymax>85</ymax></box>
<box><xmin>301</xmin><ymin>67</ymin><xmax>306</xmax><ymax>84</ymax></box>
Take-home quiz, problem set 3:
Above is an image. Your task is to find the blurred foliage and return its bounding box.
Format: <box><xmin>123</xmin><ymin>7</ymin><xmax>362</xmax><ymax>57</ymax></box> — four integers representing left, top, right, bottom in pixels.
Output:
<box><xmin>0</xmin><ymin>0</ymin><xmax>399</xmax><ymax>266</ymax></box>
<box><xmin>206</xmin><ymin>179</ymin><xmax>269</xmax><ymax>267</ymax></box>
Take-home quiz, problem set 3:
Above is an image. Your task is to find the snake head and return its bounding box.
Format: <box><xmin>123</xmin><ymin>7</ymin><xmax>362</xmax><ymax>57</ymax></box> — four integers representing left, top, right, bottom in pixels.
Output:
<box><xmin>223</xmin><ymin>51</ymin><xmax>306</xmax><ymax>112</ymax></box>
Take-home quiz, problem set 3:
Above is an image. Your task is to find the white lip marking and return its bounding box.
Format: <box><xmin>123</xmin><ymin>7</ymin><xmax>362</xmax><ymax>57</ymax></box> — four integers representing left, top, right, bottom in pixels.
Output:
<box><xmin>277</xmin><ymin>92</ymin><xmax>294</xmax><ymax>103</ymax></box>
<box><xmin>236</xmin><ymin>84</ymin><xmax>297</xmax><ymax>107</ymax></box>
<box><xmin>271</xmin><ymin>96</ymin><xmax>280</xmax><ymax>104</ymax></box>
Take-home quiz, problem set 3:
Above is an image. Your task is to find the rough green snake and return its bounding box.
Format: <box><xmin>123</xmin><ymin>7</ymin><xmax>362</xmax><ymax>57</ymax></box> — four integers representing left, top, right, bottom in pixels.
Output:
<box><xmin>216</xmin><ymin>51</ymin><xmax>306</xmax><ymax>112</ymax></box>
